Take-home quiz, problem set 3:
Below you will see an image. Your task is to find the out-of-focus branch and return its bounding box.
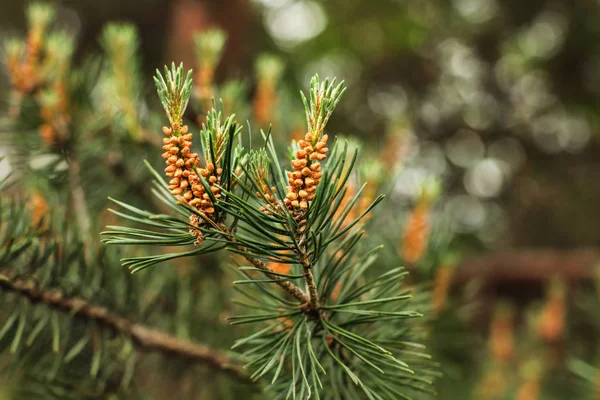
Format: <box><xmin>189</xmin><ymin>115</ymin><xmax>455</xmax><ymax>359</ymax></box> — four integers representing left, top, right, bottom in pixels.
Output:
<box><xmin>0</xmin><ymin>268</ymin><xmax>252</xmax><ymax>384</ymax></box>
<box><xmin>67</xmin><ymin>154</ymin><xmax>93</xmax><ymax>264</ymax></box>
<box><xmin>455</xmin><ymin>248</ymin><xmax>599</xmax><ymax>283</ymax></box>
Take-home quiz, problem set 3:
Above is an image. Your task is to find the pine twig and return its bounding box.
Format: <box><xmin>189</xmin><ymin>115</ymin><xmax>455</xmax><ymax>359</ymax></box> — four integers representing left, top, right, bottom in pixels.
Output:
<box><xmin>223</xmin><ymin>226</ymin><xmax>310</xmax><ymax>305</ymax></box>
<box><xmin>301</xmin><ymin>257</ymin><xmax>320</xmax><ymax>311</ymax></box>
<box><xmin>241</xmin><ymin>251</ymin><xmax>310</xmax><ymax>305</ymax></box>
<box><xmin>0</xmin><ymin>268</ymin><xmax>252</xmax><ymax>384</ymax></box>
<box><xmin>456</xmin><ymin>248</ymin><xmax>600</xmax><ymax>283</ymax></box>
<box><xmin>66</xmin><ymin>154</ymin><xmax>93</xmax><ymax>264</ymax></box>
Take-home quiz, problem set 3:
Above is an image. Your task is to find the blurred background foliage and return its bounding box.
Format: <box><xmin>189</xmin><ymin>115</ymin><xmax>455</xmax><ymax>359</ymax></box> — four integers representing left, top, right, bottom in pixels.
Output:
<box><xmin>2</xmin><ymin>0</ymin><xmax>597</xmax><ymax>248</ymax></box>
<box><xmin>3</xmin><ymin>0</ymin><xmax>600</xmax><ymax>399</ymax></box>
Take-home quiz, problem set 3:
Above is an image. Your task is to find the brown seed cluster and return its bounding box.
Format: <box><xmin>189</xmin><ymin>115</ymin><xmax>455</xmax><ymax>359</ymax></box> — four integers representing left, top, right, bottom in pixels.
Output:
<box><xmin>284</xmin><ymin>133</ymin><xmax>328</xmax><ymax>211</ymax></box>
<box><xmin>253</xmin><ymin>56</ymin><xmax>283</xmax><ymax>127</ymax></box>
<box><xmin>7</xmin><ymin>30</ymin><xmax>43</xmax><ymax>95</ymax></box>
<box><xmin>401</xmin><ymin>202</ymin><xmax>430</xmax><ymax>264</ymax></box>
<box><xmin>489</xmin><ymin>307</ymin><xmax>514</xmax><ymax>363</ymax></box>
<box><xmin>162</xmin><ymin>123</ymin><xmax>200</xmax><ymax>199</ymax></box>
<box><xmin>253</xmin><ymin>79</ymin><xmax>276</xmax><ymax>127</ymax></box>
<box><xmin>257</xmin><ymin>184</ymin><xmax>280</xmax><ymax>214</ymax></box>
<box><xmin>29</xmin><ymin>191</ymin><xmax>50</xmax><ymax>232</ymax></box>
<box><xmin>6</xmin><ymin>27</ymin><xmax>47</xmax><ymax>121</ymax></box>
<box><xmin>38</xmin><ymin>81</ymin><xmax>70</xmax><ymax>146</ymax></box>
<box><xmin>189</xmin><ymin>162</ymin><xmax>223</xmax><ymax>215</ymax></box>
<box><xmin>516</xmin><ymin>377</ymin><xmax>540</xmax><ymax>400</ymax></box>
<box><xmin>161</xmin><ymin>123</ymin><xmax>223</xmax><ymax>245</ymax></box>
<box><xmin>188</xmin><ymin>214</ymin><xmax>204</xmax><ymax>246</ymax></box>
<box><xmin>6</xmin><ymin>23</ymin><xmax>72</xmax><ymax>145</ymax></box>
<box><xmin>536</xmin><ymin>282</ymin><xmax>566</xmax><ymax>343</ymax></box>
<box><xmin>475</xmin><ymin>370</ymin><xmax>505</xmax><ymax>400</ymax></box>
<box><xmin>251</xmin><ymin>155</ymin><xmax>281</xmax><ymax>214</ymax></box>
<box><xmin>431</xmin><ymin>263</ymin><xmax>455</xmax><ymax>313</ymax></box>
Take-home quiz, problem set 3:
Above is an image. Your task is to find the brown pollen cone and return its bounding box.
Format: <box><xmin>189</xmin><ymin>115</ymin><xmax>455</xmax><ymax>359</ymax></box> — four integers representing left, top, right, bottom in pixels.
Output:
<box><xmin>475</xmin><ymin>370</ymin><xmax>506</xmax><ymax>400</ymax></box>
<box><xmin>38</xmin><ymin>81</ymin><xmax>71</xmax><ymax>146</ymax></box>
<box><xmin>489</xmin><ymin>308</ymin><xmax>514</xmax><ymax>363</ymax></box>
<box><xmin>162</xmin><ymin>123</ymin><xmax>222</xmax><ymax>245</ymax></box>
<box><xmin>22</xmin><ymin>27</ymin><xmax>43</xmax><ymax>89</ymax></box>
<box><xmin>7</xmin><ymin>28</ymin><xmax>46</xmax><ymax>119</ymax></box>
<box><xmin>432</xmin><ymin>263</ymin><xmax>455</xmax><ymax>313</ymax></box>
<box><xmin>9</xmin><ymin>24</ymin><xmax>44</xmax><ymax>94</ymax></box>
<box><xmin>401</xmin><ymin>202</ymin><xmax>430</xmax><ymax>264</ymax></box>
<box><xmin>253</xmin><ymin>81</ymin><xmax>276</xmax><ymax>127</ymax></box>
<box><xmin>537</xmin><ymin>287</ymin><xmax>566</xmax><ymax>343</ymax></box>
<box><xmin>284</xmin><ymin>133</ymin><xmax>328</xmax><ymax>213</ymax></box>
<box><xmin>257</xmin><ymin>183</ymin><xmax>280</xmax><ymax>215</ymax></box>
<box><xmin>29</xmin><ymin>191</ymin><xmax>50</xmax><ymax>231</ymax></box>
<box><xmin>516</xmin><ymin>378</ymin><xmax>540</xmax><ymax>400</ymax></box>
<box><xmin>162</xmin><ymin>123</ymin><xmax>200</xmax><ymax>202</ymax></box>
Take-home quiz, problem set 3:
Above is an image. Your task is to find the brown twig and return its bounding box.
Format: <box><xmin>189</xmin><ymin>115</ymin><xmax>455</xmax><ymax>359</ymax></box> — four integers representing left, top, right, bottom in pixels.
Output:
<box><xmin>66</xmin><ymin>154</ymin><xmax>93</xmax><ymax>264</ymax></box>
<box><xmin>301</xmin><ymin>257</ymin><xmax>320</xmax><ymax>311</ymax></box>
<box><xmin>228</xmin><ymin>220</ymin><xmax>320</xmax><ymax>311</ymax></box>
<box><xmin>455</xmin><ymin>248</ymin><xmax>600</xmax><ymax>283</ymax></box>
<box><xmin>0</xmin><ymin>268</ymin><xmax>252</xmax><ymax>384</ymax></box>
<box><xmin>234</xmin><ymin>243</ymin><xmax>310</xmax><ymax>305</ymax></box>
<box><xmin>296</xmin><ymin>220</ymin><xmax>320</xmax><ymax>312</ymax></box>
<box><xmin>215</xmin><ymin>225</ymin><xmax>309</xmax><ymax>304</ymax></box>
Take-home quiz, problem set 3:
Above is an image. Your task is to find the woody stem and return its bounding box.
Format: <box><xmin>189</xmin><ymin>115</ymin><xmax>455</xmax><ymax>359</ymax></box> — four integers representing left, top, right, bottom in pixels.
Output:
<box><xmin>0</xmin><ymin>267</ymin><xmax>251</xmax><ymax>383</ymax></box>
<box><xmin>297</xmin><ymin>223</ymin><xmax>320</xmax><ymax>311</ymax></box>
<box><xmin>243</xmin><ymin>251</ymin><xmax>310</xmax><ymax>305</ymax></box>
<box><xmin>221</xmin><ymin>227</ymin><xmax>310</xmax><ymax>305</ymax></box>
<box><xmin>302</xmin><ymin>257</ymin><xmax>320</xmax><ymax>310</ymax></box>
<box><xmin>67</xmin><ymin>153</ymin><xmax>93</xmax><ymax>265</ymax></box>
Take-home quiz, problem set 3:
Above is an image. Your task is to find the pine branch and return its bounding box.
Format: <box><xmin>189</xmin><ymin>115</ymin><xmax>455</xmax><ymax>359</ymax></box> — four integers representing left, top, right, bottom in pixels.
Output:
<box><xmin>301</xmin><ymin>258</ymin><xmax>320</xmax><ymax>311</ymax></box>
<box><xmin>0</xmin><ymin>267</ymin><xmax>252</xmax><ymax>385</ymax></box>
<box><xmin>230</xmin><ymin>235</ymin><xmax>310</xmax><ymax>305</ymax></box>
<box><xmin>456</xmin><ymin>248</ymin><xmax>599</xmax><ymax>283</ymax></box>
<box><xmin>66</xmin><ymin>155</ymin><xmax>91</xmax><ymax>234</ymax></box>
<box><xmin>66</xmin><ymin>154</ymin><xmax>94</xmax><ymax>265</ymax></box>
<box><xmin>104</xmin><ymin>64</ymin><xmax>435</xmax><ymax>398</ymax></box>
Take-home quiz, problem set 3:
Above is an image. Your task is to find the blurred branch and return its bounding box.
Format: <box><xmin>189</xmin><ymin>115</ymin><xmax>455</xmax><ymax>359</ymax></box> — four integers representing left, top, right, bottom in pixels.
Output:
<box><xmin>456</xmin><ymin>248</ymin><xmax>599</xmax><ymax>283</ymax></box>
<box><xmin>0</xmin><ymin>267</ymin><xmax>252</xmax><ymax>384</ymax></box>
<box><xmin>67</xmin><ymin>154</ymin><xmax>93</xmax><ymax>264</ymax></box>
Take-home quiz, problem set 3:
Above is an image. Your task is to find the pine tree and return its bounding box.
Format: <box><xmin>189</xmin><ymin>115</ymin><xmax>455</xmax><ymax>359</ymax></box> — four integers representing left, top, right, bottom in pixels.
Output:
<box><xmin>0</xmin><ymin>3</ymin><xmax>437</xmax><ymax>399</ymax></box>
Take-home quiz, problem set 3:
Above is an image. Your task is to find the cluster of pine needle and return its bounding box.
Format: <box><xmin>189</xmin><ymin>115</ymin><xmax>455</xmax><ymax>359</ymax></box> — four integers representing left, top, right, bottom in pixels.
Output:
<box><xmin>5</xmin><ymin>3</ymin><xmax>600</xmax><ymax>400</ymax></box>
<box><xmin>103</xmin><ymin>61</ymin><xmax>438</xmax><ymax>398</ymax></box>
<box><xmin>0</xmin><ymin>2</ymin><xmax>442</xmax><ymax>400</ymax></box>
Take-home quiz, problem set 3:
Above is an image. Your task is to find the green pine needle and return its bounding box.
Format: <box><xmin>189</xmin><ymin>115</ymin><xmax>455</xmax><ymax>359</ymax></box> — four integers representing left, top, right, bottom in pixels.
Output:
<box><xmin>154</xmin><ymin>63</ymin><xmax>193</xmax><ymax>127</ymax></box>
